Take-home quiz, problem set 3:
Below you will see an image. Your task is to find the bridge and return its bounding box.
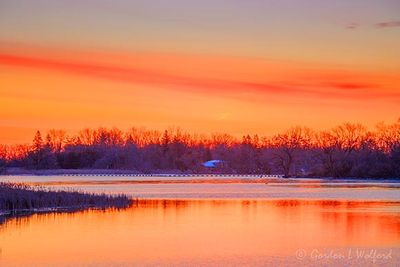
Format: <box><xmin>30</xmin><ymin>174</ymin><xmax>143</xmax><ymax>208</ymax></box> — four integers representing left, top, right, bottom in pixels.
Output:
<box><xmin>62</xmin><ymin>173</ymin><xmax>285</xmax><ymax>178</ymax></box>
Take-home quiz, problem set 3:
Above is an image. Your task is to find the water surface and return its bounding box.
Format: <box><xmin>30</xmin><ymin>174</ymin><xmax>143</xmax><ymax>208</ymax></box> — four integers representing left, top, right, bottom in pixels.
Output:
<box><xmin>2</xmin><ymin>175</ymin><xmax>400</xmax><ymax>200</ymax></box>
<box><xmin>0</xmin><ymin>199</ymin><xmax>399</xmax><ymax>266</ymax></box>
<box><xmin>0</xmin><ymin>175</ymin><xmax>399</xmax><ymax>266</ymax></box>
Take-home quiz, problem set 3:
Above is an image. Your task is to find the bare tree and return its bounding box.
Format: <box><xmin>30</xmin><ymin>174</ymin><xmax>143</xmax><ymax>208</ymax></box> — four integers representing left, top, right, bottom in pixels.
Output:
<box><xmin>316</xmin><ymin>123</ymin><xmax>367</xmax><ymax>177</ymax></box>
<box><xmin>271</xmin><ymin>127</ymin><xmax>312</xmax><ymax>177</ymax></box>
<box><xmin>1</xmin><ymin>119</ymin><xmax>400</xmax><ymax>177</ymax></box>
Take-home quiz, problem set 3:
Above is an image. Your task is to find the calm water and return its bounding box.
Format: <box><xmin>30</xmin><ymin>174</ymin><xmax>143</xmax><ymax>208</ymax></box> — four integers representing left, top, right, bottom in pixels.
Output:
<box><xmin>1</xmin><ymin>175</ymin><xmax>400</xmax><ymax>266</ymax></box>
<box><xmin>2</xmin><ymin>175</ymin><xmax>400</xmax><ymax>200</ymax></box>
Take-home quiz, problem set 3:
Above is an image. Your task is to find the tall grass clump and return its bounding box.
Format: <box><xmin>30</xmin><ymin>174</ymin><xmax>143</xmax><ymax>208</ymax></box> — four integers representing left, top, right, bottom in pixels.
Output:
<box><xmin>0</xmin><ymin>183</ymin><xmax>131</xmax><ymax>214</ymax></box>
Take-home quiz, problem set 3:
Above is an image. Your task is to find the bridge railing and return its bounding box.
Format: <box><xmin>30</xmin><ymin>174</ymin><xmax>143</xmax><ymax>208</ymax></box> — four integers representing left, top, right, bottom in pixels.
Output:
<box><xmin>63</xmin><ymin>173</ymin><xmax>285</xmax><ymax>178</ymax></box>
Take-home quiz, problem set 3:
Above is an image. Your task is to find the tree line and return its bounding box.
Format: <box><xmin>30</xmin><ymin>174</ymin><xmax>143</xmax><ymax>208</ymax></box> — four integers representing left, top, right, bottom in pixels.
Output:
<box><xmin>0</xmin><ymin>119</ymin><xmax>399</xmax><ymax>178</ymax></box>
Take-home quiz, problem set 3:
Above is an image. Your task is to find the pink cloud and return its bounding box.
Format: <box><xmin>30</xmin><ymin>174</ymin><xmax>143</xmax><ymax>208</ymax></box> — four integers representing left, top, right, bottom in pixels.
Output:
<box><xmin>375</xmin><ymin>20</ymin><xmax>400</xmax><ymax>28</ymax></box>
<box><xmin>345</xmin><ymin>22</ymin><xmax>359</xmax><ymax>30</ymax></box>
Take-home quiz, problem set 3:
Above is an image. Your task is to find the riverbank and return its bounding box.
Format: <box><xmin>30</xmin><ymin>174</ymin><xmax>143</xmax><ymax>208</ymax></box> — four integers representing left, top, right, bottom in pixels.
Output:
<box><xmin>0</xmin><ymin>183</ymin><xmax>132</xmax><ymax>221</ymax></box>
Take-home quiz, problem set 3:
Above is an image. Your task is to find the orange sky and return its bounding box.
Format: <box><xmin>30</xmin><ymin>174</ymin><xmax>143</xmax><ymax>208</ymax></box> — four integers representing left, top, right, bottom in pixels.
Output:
<box><xmin>0</xmin><ymin>1</ymin><xmax>399</xmax><ymax>144</ymax></box>
<box><xmin>1</xmin><ymin>43</ymin><xmax>399</xmax><ymax>144</ymax></box>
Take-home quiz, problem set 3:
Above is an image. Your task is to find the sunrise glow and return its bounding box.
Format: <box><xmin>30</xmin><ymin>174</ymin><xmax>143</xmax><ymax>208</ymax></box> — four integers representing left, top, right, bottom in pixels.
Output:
<box><xmin>1</xmin><ymin>1</ymin><xmax>399</xmax><ymax>144</ymax></box>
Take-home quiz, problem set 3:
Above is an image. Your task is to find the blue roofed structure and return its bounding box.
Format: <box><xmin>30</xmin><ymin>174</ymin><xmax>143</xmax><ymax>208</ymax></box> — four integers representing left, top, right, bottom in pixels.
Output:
<box><xmin>202</xmin><ymin>160</ymin><xmax>223</xmax><ymax>168</ymax></box>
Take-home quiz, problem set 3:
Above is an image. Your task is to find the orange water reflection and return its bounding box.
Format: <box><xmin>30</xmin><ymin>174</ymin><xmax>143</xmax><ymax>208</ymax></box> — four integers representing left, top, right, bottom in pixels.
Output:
<box><xmin>0</xmin><ymin>200</ymin><xmax>399</xmax><ymax>266</ymax></box>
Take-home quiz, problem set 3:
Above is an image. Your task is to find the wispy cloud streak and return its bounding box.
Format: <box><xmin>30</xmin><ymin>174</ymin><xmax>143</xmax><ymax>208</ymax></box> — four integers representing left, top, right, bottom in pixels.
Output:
<box><xmin>375</xmin><ymin>20</ymin><xmax>400</xmax><ymax>28</ymax></box>
<box><xmin>0</xmin><ymin>50</ymin><xmax>398</xmax><ymax>101</ymax></box>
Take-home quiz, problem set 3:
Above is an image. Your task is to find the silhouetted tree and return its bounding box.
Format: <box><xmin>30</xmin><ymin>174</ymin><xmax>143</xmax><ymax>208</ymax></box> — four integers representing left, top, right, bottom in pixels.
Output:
<box><xmin>315</xmin><ymin>123</ymin><xmax>367</xmax><ymax>177</ymax></box>
<box><xmin>1</xmin><ymin>119</ymin><xmax>399</xmax><ymax>178</ymax></box>
<box><xmin>271</xmin><ymin>127</ymin><xmax>312</xmax><ymax>177</ymax></box>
